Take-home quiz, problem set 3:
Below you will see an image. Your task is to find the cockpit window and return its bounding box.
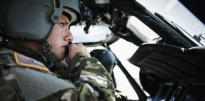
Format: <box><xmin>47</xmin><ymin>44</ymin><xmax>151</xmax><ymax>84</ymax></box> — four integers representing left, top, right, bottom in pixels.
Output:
<box><xmin>136</xmin><ymin>0</ymin><xmax>205</xmax><ymax>45</ymax></box>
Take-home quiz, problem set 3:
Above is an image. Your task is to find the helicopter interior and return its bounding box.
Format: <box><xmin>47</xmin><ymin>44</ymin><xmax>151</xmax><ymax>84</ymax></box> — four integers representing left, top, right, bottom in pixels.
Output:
<box><xmin>0</xmin><ymin>0</ymin><xmax>205</xmax><ymax>101</ymax></box>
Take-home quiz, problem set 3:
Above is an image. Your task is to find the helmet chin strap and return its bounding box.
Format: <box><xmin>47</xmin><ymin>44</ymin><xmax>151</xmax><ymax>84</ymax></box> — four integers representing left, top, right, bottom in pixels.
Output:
<box><xmin>40</xmin><ymin>40</ymin><xmax>68</xmax><ymax>78</ymax></box>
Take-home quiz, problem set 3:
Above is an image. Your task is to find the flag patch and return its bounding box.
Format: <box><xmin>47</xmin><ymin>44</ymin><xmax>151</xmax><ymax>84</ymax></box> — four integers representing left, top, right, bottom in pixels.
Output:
<box><xmin>14</xmin><ymin>52</ymin><xmax>49</xmax><ymax>72</ymax></box>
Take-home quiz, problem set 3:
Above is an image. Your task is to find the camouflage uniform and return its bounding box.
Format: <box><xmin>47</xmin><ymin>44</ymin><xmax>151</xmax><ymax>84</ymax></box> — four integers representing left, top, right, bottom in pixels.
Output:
<box><xmin>0</xmin><ymin>42</ymin><xmax>115</xmax><ymax>101</ymax></box>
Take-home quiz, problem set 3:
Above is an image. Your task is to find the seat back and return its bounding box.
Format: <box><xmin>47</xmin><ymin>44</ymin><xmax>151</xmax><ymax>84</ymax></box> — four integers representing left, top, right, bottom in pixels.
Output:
<box><xmin>90</xmin><ymin>49</ymin><xmax>116</xmax><ymax>74</ymax></box>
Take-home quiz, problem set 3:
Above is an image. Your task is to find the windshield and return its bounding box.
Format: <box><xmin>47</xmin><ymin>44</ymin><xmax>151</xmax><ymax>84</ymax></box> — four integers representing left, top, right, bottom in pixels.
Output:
<box><xmin>136</xmin><ymin>0</ymin><xmax>205</xmax><ymax>46</ymax></box>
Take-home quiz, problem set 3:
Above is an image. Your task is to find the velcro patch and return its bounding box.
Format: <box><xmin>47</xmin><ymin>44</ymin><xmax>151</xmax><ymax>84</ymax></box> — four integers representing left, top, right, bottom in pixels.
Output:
<box><xmin>14</xmin><ymin>52</ymin><xmax>49</xmax><ymax>72</ymax></box>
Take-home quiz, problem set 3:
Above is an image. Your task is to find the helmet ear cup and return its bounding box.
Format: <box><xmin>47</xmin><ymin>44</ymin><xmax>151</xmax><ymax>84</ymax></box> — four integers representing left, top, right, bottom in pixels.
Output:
<box><xmin>1</xmin><ymin>0</ymin><xmax>54</xmax><ymax>41</ymax></box>
<box><xmin>5</xmin><ymin>0</ymin><xmax>53</xmax><ymax>41</ymax></box>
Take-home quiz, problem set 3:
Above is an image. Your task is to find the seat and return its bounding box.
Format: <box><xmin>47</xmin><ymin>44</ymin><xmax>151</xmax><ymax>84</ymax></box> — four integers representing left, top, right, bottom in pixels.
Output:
<box><xmin>90</xmin><ymin>48</ymin><xmax>116</xmax><ymax>74</ymax></box>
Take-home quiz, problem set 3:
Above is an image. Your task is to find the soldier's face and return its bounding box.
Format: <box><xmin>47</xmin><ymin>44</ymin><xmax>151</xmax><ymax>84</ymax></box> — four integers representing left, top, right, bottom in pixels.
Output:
<box><xmin>46</xmin><ymin>15</ymin><xmax>73</xmax><ymax>61</ymax></box>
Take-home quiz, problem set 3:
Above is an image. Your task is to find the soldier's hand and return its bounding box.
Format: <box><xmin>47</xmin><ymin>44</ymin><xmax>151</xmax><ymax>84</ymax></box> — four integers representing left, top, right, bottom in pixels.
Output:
<box><xmin>65</xmin><ymin>43</ymin><xmax>91</xmax><ymax>64</ymax></box>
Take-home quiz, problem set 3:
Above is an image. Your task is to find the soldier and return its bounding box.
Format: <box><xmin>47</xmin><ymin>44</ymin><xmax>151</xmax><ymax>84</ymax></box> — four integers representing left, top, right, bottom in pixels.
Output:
<box><xmin>0</xmin><ymin>0</ymin><xmax>115</xmax><ymax>101</ymax></box>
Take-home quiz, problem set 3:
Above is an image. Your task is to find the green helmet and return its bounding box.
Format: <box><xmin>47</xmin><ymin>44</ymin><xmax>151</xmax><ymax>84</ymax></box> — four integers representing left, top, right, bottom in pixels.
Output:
<box><xmin>0</xmin><ymin>0</ymin><xmax>81</xmax><ymax>42</ymax></box>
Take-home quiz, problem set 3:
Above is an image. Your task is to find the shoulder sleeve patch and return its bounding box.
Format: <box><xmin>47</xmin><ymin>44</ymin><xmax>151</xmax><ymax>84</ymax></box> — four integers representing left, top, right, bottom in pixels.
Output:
<box><xmin>14</xmin><ymin>52</ymin><xmax>49</xmax><ymax>72</ymax></box>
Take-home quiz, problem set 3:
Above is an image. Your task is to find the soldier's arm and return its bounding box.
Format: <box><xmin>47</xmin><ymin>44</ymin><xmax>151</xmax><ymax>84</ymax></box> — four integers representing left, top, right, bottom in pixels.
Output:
<box><xmin>0</xmin><ymin>51</ymin><xmax>115</xmax><ymax>101</ymax></box>
<box><xmin>67</xmin><ymin>52</ymin><xmax>116</xmax><ymax>101</ymax></box>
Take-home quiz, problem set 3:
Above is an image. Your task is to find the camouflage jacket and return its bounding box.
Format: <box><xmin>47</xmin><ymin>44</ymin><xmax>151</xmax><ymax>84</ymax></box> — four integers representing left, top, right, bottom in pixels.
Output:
<box><xmin>0</xmin><ymin>42</ymin><xmax>115</xmax><ymax>101</ymax></box>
